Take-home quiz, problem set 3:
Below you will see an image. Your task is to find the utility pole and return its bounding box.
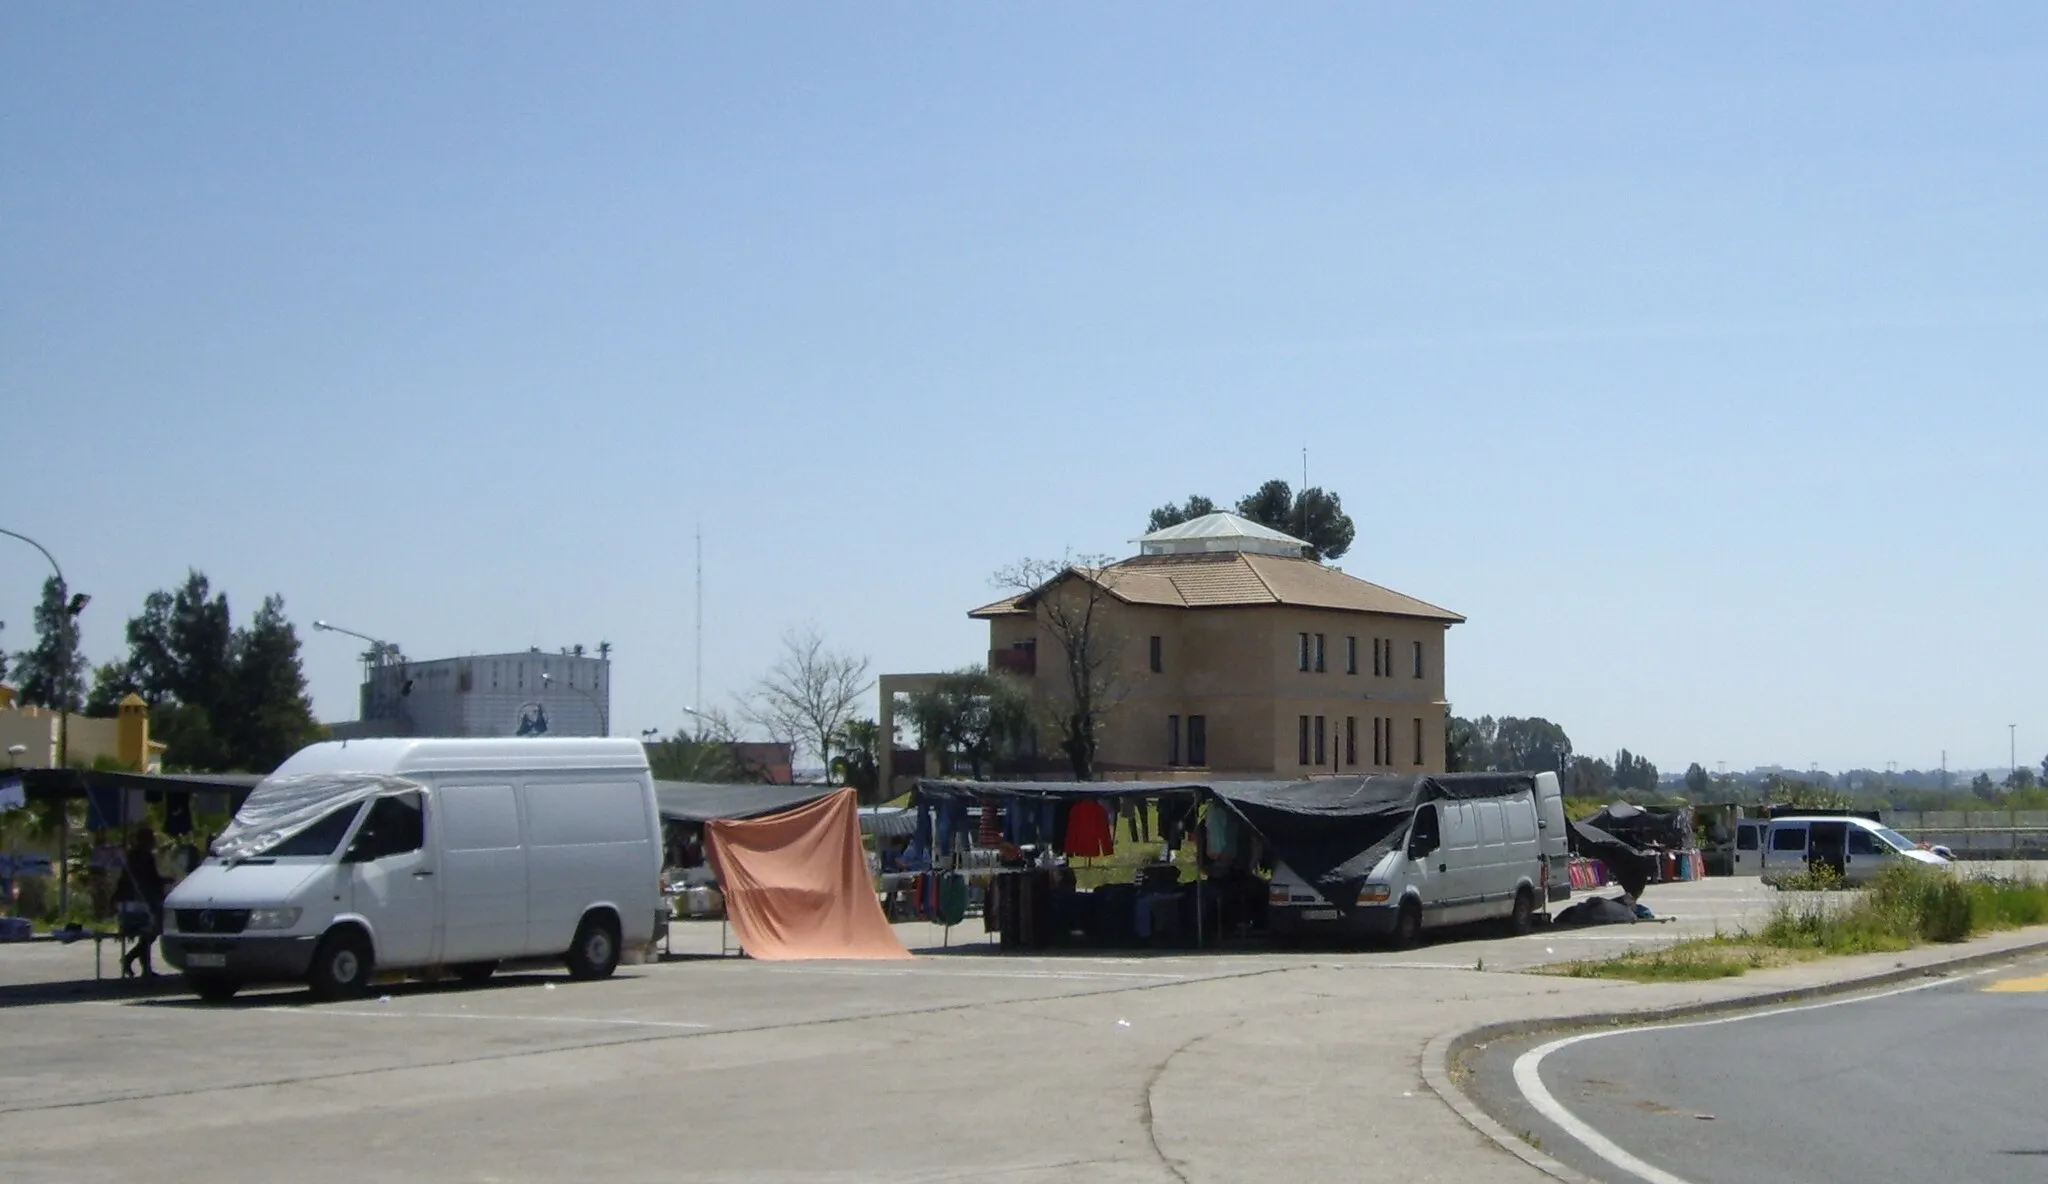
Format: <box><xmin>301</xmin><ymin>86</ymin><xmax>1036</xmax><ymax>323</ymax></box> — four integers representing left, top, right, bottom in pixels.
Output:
<box><xmin>1300</xmin><ymin>446</ymin><xmax>1309</xmax><ymax>541</ymax></box>
<box><xmin>2011</xmin><ymin>724</ymin><xmax>2018</xmax><ymax>778</ymax></box>
<box><xmin>695</xmin><ymin>525</ymin><xmax>704</xmax><ymax>738</ymax></box>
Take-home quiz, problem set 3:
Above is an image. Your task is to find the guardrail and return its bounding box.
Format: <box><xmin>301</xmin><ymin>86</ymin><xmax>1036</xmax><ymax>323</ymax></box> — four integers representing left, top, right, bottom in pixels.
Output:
<box><xmin>1884</xmin><ymin>809</ymin><xmax>2048</xmax><ymax>859</ymax></box>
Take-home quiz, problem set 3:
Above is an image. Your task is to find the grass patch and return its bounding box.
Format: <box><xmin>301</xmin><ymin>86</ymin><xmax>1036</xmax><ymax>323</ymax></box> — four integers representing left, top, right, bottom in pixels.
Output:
<box><xmin>1558</xmin><ymin>942</ymin><xmax>1759</xmax><ymax>982</ymax></box>
<box><xmin>1552</xmin><ymin>866</ymin><xmax>2048</xmax><ymax>982</ymax></box>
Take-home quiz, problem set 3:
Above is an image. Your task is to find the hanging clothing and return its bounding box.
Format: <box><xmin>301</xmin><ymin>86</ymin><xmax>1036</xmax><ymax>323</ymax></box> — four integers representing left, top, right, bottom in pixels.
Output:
<box><xmin>1204</xmin><ymin>804</ymin><xmax>1237</xmax><ymax>863</ymax></box>
<box><xmin>915</xmin><ymin>802</ymin><xmax>934</xmax><ymax>851</ymax></box>
<box><xmin>86</xmin><ymin>787</ymin><xmax>122</xmax><ymax>831</ymax></box>
<box><xmin>977</xmin><ymin>797</ymin><xmax>1004</xmax><ymax>847</ymax></box>
<box><xmin>1157</xmin><ymin>795</ymin><xmax>1197</xmax><ymax>852</ymax></box>
<box><xmin>165</xmin><ymin>795</ymin><xmax>194</xmax><ymax>838</ymax></box>
<box><xmin>1063</xmin><ymin>800</ymin><xmax>1115</xmax><ymax>858</ymax></box>
<box><xmin>1120</xmin><ymin>796</ymin><xmax>1151</xmax><ymax>843</ymax></box>
<box><xmin>937</xmin><ymin>873</ymin><xmax>969</xmax><ymax>927</ymax></box>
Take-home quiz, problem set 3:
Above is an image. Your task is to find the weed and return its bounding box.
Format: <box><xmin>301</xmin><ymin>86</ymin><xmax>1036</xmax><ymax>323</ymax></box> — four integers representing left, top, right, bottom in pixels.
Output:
<box><xmin>1558</xmin><ymin>944</ymin><xmax>1753</xmax><ymax>982</ymax></box>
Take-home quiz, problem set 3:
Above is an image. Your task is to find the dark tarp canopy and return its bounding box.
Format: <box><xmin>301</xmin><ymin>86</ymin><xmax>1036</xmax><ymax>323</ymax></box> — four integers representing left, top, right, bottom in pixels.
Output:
<box><xmin>912</xmin><ymin>779</ymin><xmax>1208</xmax><ymax>802</ymax></box>
<box><xmin>14</xmin><ymin>767</ymin><xmax>263</xmax><ymax>809</ymax></box>
<box><xmin>914</xmin><ymin>773</ymin><xmax>1538</xmax><ymax>915</ymax></box>
<box><xmin>1566</xmin><ymin>803</ymin><xmax>1692</xmax><ymax>899</ymax></box>
<box><xmin>655</xmin><ymin>781</ymin><xmax>837</xmax><ymax>824</ymax></box>
<box><xmin>1211</xmin><ymin>773</ymin><xmax>1539</xmax><ymax>911</ymax></box>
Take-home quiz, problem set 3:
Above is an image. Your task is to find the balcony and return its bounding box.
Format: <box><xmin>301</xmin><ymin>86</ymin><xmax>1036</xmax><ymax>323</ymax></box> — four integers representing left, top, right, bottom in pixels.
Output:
<box><xmin>990</xmin><ymin>647</ymin><xmax>1036</xmax><ymax>676</ymax></box>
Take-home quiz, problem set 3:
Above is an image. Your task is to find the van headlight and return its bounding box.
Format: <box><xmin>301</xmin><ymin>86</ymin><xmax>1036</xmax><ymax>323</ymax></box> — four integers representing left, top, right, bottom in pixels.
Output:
<box><xmin>1358</xmin><ymin>884</ymin><xmax>1391</xmax><ymax>903</ymax></box>
<box><xmin>245</xmin><ymin>907</ymin><xmax>302</xmax><ymax>930</ymax></box>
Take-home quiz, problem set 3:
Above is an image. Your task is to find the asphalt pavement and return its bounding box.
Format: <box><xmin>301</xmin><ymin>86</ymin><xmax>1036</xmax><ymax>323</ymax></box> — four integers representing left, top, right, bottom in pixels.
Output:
<box><xmin>1</xmin><ymin>875</ymin><xmax>2040</xmax><ymax>1183</ymax></box>
<box><xmin>1465</xmin><ymin>952</ymin><xmax>2048</xmax><ymax>1184</ymax></box>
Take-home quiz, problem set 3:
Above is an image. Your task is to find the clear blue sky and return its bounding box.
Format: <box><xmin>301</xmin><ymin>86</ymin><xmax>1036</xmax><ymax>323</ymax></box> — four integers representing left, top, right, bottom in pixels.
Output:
<box><xmin>3</xmin><ymin>4</ymin><xmax>2043</xmax><ymax>774</ymax></box>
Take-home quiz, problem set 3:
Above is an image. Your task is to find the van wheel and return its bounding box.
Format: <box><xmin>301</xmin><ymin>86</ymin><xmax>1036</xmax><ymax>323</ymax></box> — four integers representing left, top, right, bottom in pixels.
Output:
<box><xmin>187</xmin><ymin>973</ymin><xmax>240</xmax><ymax>1003</ymax></box>
<box><xmin>566</xmin><ymin>914</ymin><xmax>621</xmax><ymax>981</ymax></box>
<box><xmin>308</xmin><ymin>928</ymin><xmax>373</xmax><ymax>1001</ymax></box>
<box><xmin>1507</xmin><ymin>888</ymin><xmax>1536</xmax><ymax>936</ymax></box>
<box><xmin>1391</xmin><ymin>900</ymin><xmax>1422</xmax><ymax>949</ymax></box>
<box><xmin>453</xmin><ymin>961</ymin><xmax>497</xmax><ymax>986</ymax></box>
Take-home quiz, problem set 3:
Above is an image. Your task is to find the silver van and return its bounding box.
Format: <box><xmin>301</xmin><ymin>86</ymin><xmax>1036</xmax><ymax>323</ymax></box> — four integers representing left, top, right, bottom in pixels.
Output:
<box><xmin>1759</xmin><ymin>815</ymin><xmax>1949</xmax><ymax>885</ymax></box>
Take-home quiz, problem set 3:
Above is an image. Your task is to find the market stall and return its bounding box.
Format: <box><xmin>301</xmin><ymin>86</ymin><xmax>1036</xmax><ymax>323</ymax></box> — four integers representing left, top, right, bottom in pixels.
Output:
<box><xmin>910</xmin><ymin>778</ymin><xmax>1253</xmax><ymax>951</ymax></box>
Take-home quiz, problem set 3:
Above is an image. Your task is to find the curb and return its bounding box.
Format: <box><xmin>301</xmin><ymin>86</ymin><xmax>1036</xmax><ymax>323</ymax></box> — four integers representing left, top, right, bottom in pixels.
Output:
<box><xmin>1420</xmin><ymin>931</ymin><xmax>2048</xmax><ymax>1183</ymax></box>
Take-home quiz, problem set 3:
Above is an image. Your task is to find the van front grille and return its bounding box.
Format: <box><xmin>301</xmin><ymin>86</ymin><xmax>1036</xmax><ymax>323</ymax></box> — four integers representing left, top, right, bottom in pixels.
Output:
<box><xmin>174</xmin><ymin>908</ymin><xmax>250</xmax><ymax>935</ymax></box>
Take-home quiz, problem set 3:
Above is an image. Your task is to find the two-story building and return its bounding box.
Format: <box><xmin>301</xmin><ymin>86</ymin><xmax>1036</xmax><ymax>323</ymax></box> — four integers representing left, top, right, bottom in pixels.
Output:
<box><xmin>955</xmin><ymin>512</ymin><xmax>1462</xmax><ymax>782</ymax></box>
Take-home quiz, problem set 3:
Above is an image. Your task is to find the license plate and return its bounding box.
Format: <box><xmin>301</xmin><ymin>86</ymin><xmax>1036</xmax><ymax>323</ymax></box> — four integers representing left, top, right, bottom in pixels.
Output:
<box><xmin>1301</xmin><ymin>909</ymin><xmax>1340</xmax><ymax>921</ymax></box>
<box><xmin>185</xmin><ymin>953</ymin><xmax>227</xmax><ymax>969</ymax></box>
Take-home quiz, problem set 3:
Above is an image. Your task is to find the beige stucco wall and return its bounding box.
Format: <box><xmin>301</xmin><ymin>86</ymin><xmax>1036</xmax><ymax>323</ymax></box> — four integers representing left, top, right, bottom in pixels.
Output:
<box><xmin>991</xmin><ymin>594</ymin><xmax>1452</xmax><ymax>778</ymax></box>
<box><xmin>0</xmin><ymin>691</ymin><xmax>160</xmax><ymax>771</ymax></box>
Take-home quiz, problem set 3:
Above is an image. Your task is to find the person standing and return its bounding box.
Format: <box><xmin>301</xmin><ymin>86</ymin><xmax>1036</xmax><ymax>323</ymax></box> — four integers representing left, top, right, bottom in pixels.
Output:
<box><xmin>116</xmin><ymin>827</ymin><xmax>167</xmax><ymax>980</ymax></box>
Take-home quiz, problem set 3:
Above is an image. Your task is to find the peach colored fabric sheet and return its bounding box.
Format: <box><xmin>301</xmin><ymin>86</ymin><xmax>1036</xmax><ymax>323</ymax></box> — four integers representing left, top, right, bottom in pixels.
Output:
<box><xmin>706</xmin><ymin>788</ymin><xmax>912</xmax><ymax>961</ymax></box>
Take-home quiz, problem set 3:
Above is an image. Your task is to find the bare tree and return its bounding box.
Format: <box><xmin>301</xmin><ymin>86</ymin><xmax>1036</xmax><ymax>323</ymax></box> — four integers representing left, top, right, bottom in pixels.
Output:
<box><xmin>744</xmin><ymin>625</ymin><xmax>872</xmax><ymax>780</ymax></box>
<box><xmin>993</xmin><ymin>555</ymin><xmax>1129</xmax><ymax>781</ymax></box>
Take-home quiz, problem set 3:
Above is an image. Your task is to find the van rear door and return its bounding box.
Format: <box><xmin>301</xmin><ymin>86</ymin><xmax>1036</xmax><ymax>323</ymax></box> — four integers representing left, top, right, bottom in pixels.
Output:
<box><xmin>1764</xmin><ymin>822</ymin><xmax>1808</xmax><ymax>880</ymax></box>
<box><xmin>1734</xmin><ymin>821</ymin><xmax>1763</xmax><ymax>876</ymax></box>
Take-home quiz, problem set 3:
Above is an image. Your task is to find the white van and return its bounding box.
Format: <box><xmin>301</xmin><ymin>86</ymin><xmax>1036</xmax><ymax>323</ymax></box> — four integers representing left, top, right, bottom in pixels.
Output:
<box><xmin>1733</xmin><ymin>818</ymin><xmax>1766</xmax><ymax>876</ymax></box>
<box><xmin>1759</xmin><ymin>815</ymin><xmax>1950</xmax><ymax>886</ymax></box>
<box><xmin>1269</xmin><ymin>772</ymin><xmax>1569</xmax><ymax>945</ymax></box>
<box><xmin>163</xmin><ymin>738</ymin><xmax>664</xmax><ymax>1002</ymax></box>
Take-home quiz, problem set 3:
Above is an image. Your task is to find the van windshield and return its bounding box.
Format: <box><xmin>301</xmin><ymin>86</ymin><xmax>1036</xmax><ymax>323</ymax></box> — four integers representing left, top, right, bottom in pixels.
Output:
<box><xmin>260</xmin><ymin>802</ymin><xmax>365</xmax><ymax>858</ymax></box>
<box><xmin>1875</xmin><ymin>827</ymin><xmax>1919</xmax><ymax>854</ymax></box>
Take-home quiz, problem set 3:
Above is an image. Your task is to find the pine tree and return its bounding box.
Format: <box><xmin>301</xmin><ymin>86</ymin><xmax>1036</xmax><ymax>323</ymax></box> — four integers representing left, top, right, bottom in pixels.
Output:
<box><xmin>225</xmin><ymin>595</ymin><xmax>323</xmax><ymax>771</ymax></box>
<box><xmin>12</xmin><ymin>577</ymin><xmax>87</xmax><ymax>712</ymax></box>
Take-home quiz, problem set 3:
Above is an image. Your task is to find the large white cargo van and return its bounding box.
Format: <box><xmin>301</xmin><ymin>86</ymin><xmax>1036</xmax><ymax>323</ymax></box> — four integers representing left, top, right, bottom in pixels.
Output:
<box><xmin>1269</xmin><ymin>771</ymin><xmax>1568</xmax><ymax>945</ymax></box>
<box><xmin>163</xmin><ymin>738</ymin><xmax>664</xmax><ymax>1002</ymax></box>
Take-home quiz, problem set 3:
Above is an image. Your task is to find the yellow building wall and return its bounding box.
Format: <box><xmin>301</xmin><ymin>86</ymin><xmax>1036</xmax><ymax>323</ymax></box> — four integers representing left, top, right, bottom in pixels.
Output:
<box><xmin>993</xmin><ymin>596</ymin><xmax>1451</xmax><ymax>778</ymax></box>
<box><xmin>0</xmin><ymin>690</ymin><xmax>159</xmax><ymax>771</ymax></box>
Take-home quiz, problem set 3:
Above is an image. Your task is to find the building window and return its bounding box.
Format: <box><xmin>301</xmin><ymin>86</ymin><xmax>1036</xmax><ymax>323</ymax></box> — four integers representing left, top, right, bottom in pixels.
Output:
<box><xmin>1345</xmin><ymin>716</ymin><xmax>1357</xmax><ymax>766</ymax></box>
<box><xmin>1371</xmin><ymin>638</ymin><xmax>1383</xmax><ymax>678</ymax></box>
<box><xmin>1413</xmin><ymin>640</ymin><xmax>1425</xmax><ymax>679</ymax></box>
<box><xmin>1346</xmin><ymin>636</ymin><xmax>1357</xmax><ymax>675</ymax></box>
<box><xmin>1298</xmin><ymin>633</ymin><xmax>1311</xmax><ymax>671</ymax></box>
<box><xmin>1298</xmin><ymin>716</ymin><xmax>1311</xmax><ymax>765</ymax></box>
<box><xmin>1188</xmin><ymin>715</ymin><xmax>1207</xmax><ymax>767</ymax></box>
<box><xmin>1313</xmin><ymin>716</ymin><xmax>1326</xmax><ymax>767</ymax></box>
<box><xmin>1313</xmin><ymin>633</ymin><xmax>1326</xmax><ymax>673</ymax></box>
<box><xmin>1168</xmin><ymin>715</ymin><xmax>1181</xmax><ymax>766</ymax></box>
<box><xmin>1150</xmin><ymin>635</ymin><xmax>1163</xmax><ymax>673</ymax></box>
<box><xmin>1372</xmin><ymin>717</ymin><xmax>1383</xmax><ymax>766</ymax></box>
<box><xmin>1413</xmin><ymin>717</ymin><xmax>1425</xmax><ymax>766</ymax></box>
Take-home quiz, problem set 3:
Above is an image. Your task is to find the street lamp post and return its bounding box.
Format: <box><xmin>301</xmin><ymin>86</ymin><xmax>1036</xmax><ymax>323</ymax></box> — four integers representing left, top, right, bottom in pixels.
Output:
<box><xmin>312</xmin><ymin>620</ymin><xmax>405</xmax><ymax>724</ymax></box>
<box><xmin>540</xmin><ymin>673</ymin><xmax>607</xmax><ymax>737</ymax></box>
<box><xmin>1</xmin><ymin>528</ymin><xmax>89</xmax><ymax>922</ymax></box>
<box><xmin>682</xmin><ymin>705</ymin><xmax>705</xmax><ymax>743</ymax></box>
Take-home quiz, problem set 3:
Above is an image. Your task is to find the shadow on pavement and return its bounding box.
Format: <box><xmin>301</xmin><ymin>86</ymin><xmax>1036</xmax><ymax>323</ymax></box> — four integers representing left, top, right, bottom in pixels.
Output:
<box><xmin>4</xmin><ymin>966</ymin><xmax>650</xmax><ymax>1010</ymax></box>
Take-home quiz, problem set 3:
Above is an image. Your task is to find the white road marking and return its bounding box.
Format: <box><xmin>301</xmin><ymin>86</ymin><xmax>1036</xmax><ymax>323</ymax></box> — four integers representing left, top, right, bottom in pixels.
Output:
<box><xmin>1511</xmin><ymin>970</ymin><xmax>1991</xmax><ymax>1184</ymax></box>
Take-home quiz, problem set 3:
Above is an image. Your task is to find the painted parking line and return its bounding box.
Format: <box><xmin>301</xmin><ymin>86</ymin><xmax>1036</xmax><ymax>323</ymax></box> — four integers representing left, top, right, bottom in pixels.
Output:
<box><xmin>1510</xmin><ymin>970</ymin><xmax>1992</xmax><ymax>1184</ymax></box>
<box><xmin>1984</xmin><ymin>973</ymin><xmax>2048</xmax><ymax>993</ymax></box>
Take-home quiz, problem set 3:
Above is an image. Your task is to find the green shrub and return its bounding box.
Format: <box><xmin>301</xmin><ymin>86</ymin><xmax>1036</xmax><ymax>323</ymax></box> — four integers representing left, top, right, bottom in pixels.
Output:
<box><xmin>1915</xmin><ymin>878</ymin><xmax>1975</xmax><ymax>942</ymax></box>
<box><xmin>1769</xmin><ymin>864</ymin><xmax>1848</xmax><ymax>892</ymax></box>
